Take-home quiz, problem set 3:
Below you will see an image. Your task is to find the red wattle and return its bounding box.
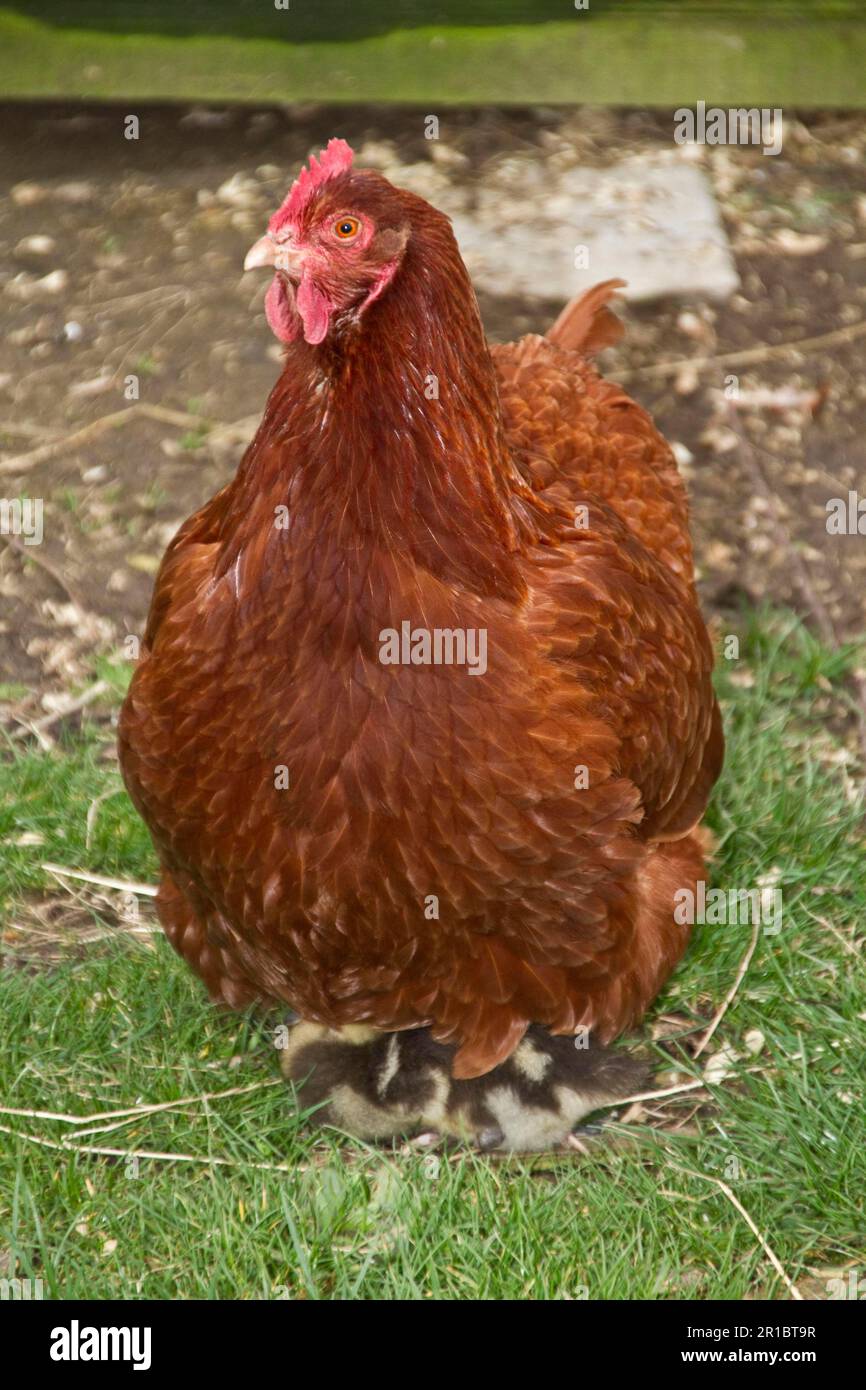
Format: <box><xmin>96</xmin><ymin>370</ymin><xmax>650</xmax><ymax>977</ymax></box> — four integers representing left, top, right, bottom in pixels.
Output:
<box><xmin>296</xmin><ymin>276</ymin><xmax>333</xmax><ymax>345</ymax></box>
<box><xmin>265</xmin><ymin>276</ymin><xmax>299</xmax><ymax>344</ymax></box>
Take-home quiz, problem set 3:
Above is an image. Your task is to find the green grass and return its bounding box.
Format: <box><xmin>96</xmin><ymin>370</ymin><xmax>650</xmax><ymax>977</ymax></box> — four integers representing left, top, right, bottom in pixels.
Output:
<box><xmin>1</xmin><ymin>6</ymin><xmax>865</xmax><ymax>106</ymax></box>
<box><xmin>0</xmin><ymin>611</ymin><xmax>864</xmax><ymax>1299</ymax></box>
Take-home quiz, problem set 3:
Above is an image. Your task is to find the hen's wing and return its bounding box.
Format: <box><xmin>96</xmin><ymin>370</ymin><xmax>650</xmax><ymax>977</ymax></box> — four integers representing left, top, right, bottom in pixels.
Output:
<box><xmin>139</xmin><ymin>483</ymin><xmax>232</xmax><ymax>656</ymax></box>
<box><xmin>493</xmin><ymin>284</ymin><xmax>723</xmax><ymax>844</ymax></box>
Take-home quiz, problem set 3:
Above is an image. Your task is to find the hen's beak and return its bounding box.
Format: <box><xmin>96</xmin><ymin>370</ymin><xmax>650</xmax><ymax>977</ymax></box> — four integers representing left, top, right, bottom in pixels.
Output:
<box><xmin>244</xmin><ymin>235</ymin><xmax>276</xmax><ymax>271</ymax></box>
<box><xmin>244</xmin><ymin>234</ymin><xmax>305</xmax><ymax>277</ymax></box>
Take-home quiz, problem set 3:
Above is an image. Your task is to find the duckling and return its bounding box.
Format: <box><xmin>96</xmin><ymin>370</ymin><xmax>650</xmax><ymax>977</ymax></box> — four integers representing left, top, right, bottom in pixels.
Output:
<box><xmin>281</xmin><ymin>1022</ymin><xmax>647</xmax><ymax>1152</ymax></box>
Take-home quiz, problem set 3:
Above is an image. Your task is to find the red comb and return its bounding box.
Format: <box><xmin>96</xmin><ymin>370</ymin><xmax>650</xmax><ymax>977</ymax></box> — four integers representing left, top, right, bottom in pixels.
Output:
<box><xmin>269</xmin><ymin>138</ymin><xmax>354</xmax><ymax>231</ymax></box>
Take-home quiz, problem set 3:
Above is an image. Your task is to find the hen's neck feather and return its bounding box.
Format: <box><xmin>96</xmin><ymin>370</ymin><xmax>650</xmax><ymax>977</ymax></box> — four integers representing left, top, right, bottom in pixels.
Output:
<box><xmin>221</xmin><ymin>216</ymin><xmax>527</xmax><ymax>602</ymax></box>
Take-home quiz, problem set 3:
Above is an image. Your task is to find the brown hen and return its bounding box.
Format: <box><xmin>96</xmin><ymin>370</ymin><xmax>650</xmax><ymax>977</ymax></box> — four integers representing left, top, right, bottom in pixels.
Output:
<box><xmin>118</xmin><ymin>141</ymin><xmax>723</xmax><ymax>1151</ymax></box>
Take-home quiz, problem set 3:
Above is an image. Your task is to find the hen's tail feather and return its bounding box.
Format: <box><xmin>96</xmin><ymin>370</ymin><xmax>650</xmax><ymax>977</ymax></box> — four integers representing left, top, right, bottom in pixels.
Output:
<box><xmin>546</xmin><ymin>277</ymin><xmax>626</xmax><ymax>354</ymax></box>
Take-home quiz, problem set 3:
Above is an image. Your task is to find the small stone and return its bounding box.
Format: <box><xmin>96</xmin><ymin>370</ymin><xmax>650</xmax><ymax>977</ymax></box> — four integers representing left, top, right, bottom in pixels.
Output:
<box><xmin>11</xmin><ymin>181</ymin><xmax>46</xmax><ymax>205</ymax></box>
<box><xmin>356</xmin><ymin>140</ymin><xmax>399</xmax><ymax>169</ymax></box>
<box><xmin>9</xmin><ymin>326</ymin><xmax>39</xmax><ymax>346</ymax></box>
<box><xmin>56</xmin><ymin>180</ymin><xmax>97</xmax><ymax>203</ymax></box>
<box><xmin>15</xmin><ymin>234</ymin><xmax>56</xmax><ymax>257</ymax></box>
<box><xmin>699</xmin><ymin>425</ymin><xmax>739</xmax><ymax>454</ymax></box>
<box><xmin>705</xmin><ymin>540</ymin><xmax>734</xmax><ymax>567</ymax></box>
<box><xmin>772</xmin><ymin>228</ymin><xmax>828</xmax><ymax>256</ymax></box>
<box><xmin>6</xmin><ymin>269</ymin><xmax>68</xmax><ymax>299</ymax></box>
<box><xmin>752</xmin><ymin>534</ymin><xmax>776</xmax><ymax>557</ymax></box>
<box><xmin>676</xmin><ymin>310</ymin><xmax>709</xmax><ymax>340</ymax></box>
<box><xmin>68</xmin><ymin>373</ymin><xmax>114</xmax><ymax>398</ymax></box>
<box><xmin>180</xmin><ymin>107</ymin><xmax>234</xmax><ymax>130</ymax></box>
<box><xmin>674</xmin><ymin>367</ymin><xmax>700</xmax><ymax>396</ymax></box>
<box><xmin>107</xmin><ymin>568</ymin><xmax>130</xmax><ymax>593</ymax></box>
<box><xmin>429</xmin><ymin>143</ymin><xmax>469</xmax><ymax>171</ymax></box>
<box><xmin>215</xmin><ymin>172</ymin><xmax>261</xmax><ymax>208</ymax></box>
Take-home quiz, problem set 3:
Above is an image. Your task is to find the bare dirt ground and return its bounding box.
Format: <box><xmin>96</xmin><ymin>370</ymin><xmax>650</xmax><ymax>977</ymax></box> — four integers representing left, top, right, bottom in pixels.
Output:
<box><xmin>1</xmin><ymin>103</ymin><xmax>864</xmax><ymax>704</ymax></box>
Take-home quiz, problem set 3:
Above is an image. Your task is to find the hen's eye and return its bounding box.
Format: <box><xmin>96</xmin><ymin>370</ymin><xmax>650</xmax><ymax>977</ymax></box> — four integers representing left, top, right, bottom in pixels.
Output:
<box><xmin>334</xmin><ymin>216</ymin><xmax>361</xmax><ymax>240</ymax></box>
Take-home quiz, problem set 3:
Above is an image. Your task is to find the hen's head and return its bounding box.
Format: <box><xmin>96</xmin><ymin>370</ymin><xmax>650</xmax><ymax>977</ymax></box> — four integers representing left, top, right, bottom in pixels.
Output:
<box><xmin>244</xmin><ymin>139</ymin><xmax>414</xmax><ymax>347</ymax></box>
